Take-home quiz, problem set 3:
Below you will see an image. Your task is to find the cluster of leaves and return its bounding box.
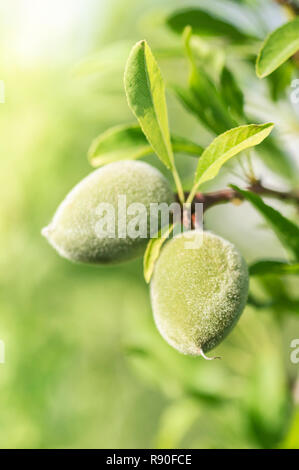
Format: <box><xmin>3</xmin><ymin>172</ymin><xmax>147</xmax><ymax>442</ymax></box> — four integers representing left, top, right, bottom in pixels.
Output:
<box><xmin>85</xmin><ymin>4</ymin><xmax>299</xmax><ymax>292</ymax></box>
<box><xmin>74</xmin><ymin>0</ymin><xmax>299</xmax><ymax>448</ymax></box>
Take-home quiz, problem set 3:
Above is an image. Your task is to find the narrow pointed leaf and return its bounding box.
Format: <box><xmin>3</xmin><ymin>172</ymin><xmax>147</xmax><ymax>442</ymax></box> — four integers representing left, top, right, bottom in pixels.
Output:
<box><xmin>192</xmin><ymin>123</ymin><xmax>274</xmax><ymax>193</ymax></box>
<box><xmin>180</xmin><ymin>29</ymin><xmax>237</xmax><ymax>135</ymax></box>
<box><xmin>267</xmin><ymin>61</ymin><xmax>295</xmax><ymax>101</ymax></box>
<box><xmin>220</xmin><ymin>66</ymin><xmax>245</xmax><ymax>118</ymax></box>
<box><xmin>88</xmin><ymin>124</ymin><xmax>203</xmax><ymax>167</ymax></box>
<box><xmin>231</xmin><ymin>186</ymin><xmax>299</xmax><ymax>261</ymax></box>
<box><xmin>124</xmin><ymin>40</ymin><xmax>174</xmax><ymax>169</ymax></box>
<box><xmin>250</xmin><ymin>260</ymin><xmax>299</xmax><ymax>276</ymax></box>
<box><xmin>256</xmin><ymin>18</ymin><xmax>299</xmax><ymax>78</ymax></box>
<box><xmin>172</xmin><ymin>83</ymin><xmax>234</xmax><ymax>135</ymax></box>
<box><xmin>189</xmin><ymin>66</ymin><xmax>237</xmax><ymax>134</ymax></box>
<box><xmin>173</xmin><ymin>83</ymin><xmax>293</xmax><ymax>181</ymax></box>
<box><xmin>171</xmin><ymin>136</ymin><xmax>204</xmax><ymax>158</ymax></box>
<box><xmin>166</xmin><ymin>8</ymin><xmax>253</xmax><ymax>42</ymax></box>
<box><xmin>143</xmin><ymin>225</ymin><xmax>174</xmax><ymax>283</ymax></box>
<box><xmin>172</xmin><ymin>85</ymin><xmax>219</xmax><ymax>134</ymax></box>
<box><xmin>88</xmin><ymin>124</ymin><xmax>151</xmax><ymax>166</ymax></box>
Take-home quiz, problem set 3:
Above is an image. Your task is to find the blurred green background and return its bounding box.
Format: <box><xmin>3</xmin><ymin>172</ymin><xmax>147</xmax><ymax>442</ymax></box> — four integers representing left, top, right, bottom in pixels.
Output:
<box><xmin>0</xmin><ymin>0</ymin><xmax>298</xmax><ymax>448</ymax></box>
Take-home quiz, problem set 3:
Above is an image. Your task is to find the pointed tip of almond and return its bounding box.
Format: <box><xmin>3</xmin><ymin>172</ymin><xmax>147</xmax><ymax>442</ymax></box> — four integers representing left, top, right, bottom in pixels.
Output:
<box><xmin>41</xmin><ymin>225</ymin><xmax>52</xmax><ymax>239</ymax></box>
<box><xmin>199</xmin><ymin>349</ymin><xmax>222</xmax><ymax>361</ymax></box>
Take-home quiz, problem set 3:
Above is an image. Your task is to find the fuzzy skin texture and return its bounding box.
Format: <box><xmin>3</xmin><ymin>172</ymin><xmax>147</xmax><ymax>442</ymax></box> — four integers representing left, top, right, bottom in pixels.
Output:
<box><xmin>42</xmin><ymin>160</ymin><xmax>174</xmax><ymax>264</ymax></box>
<box><xmin>150</xmin><ymin>231</ymin><xmax>249</xmax><ymax>355</ymax></box>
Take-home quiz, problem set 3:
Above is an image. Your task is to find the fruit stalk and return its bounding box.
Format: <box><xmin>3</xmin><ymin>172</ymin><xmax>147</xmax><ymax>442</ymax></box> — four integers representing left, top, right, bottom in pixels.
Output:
<box><xmin>172</xmin><ymin>166</ymin><xmax>185</xmax><ymax>205</ymax></box>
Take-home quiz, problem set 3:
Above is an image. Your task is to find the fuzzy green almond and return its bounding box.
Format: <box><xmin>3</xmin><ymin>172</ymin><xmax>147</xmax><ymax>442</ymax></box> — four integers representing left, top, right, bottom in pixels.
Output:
<box><xmin>42</xmin><ymin>160</ymin><xmax>174</xmax><ymax>264</ymax></box>
<box><xmin>150</xmin><ymin>230</ymin><xmax>249</xmax><ymax>357</ymax></box>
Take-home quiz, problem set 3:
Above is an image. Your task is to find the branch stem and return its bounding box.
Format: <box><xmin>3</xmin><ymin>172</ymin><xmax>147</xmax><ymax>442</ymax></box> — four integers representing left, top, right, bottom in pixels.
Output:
<box><xmin>274</xmin><ymin>0</ymin><xmax>299</xmax><ymax>15</ymax></box>
<box><xmin>181</xmin><ymin>181</ymin><xmax>299</xmax><ymax>213</ymax></box>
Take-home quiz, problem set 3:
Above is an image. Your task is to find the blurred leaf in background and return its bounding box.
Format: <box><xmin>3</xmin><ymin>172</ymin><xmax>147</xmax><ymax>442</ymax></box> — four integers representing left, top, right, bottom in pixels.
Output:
<box><xmin>0</xmin><ymin>0</ymin><xmax>298</xmax><ymax>449</ymax></box>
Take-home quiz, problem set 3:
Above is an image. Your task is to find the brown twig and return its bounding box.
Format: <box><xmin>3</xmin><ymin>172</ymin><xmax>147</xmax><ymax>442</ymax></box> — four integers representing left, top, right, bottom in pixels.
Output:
<box><xmin>275</xmin><ymin>0</ymin><xmax>299</xmax><ymax>15</ymax></box>
<box><xmin>183</xmin><ymin>181</ymin><xmax>299</xmax><ymax>213</ymax></box>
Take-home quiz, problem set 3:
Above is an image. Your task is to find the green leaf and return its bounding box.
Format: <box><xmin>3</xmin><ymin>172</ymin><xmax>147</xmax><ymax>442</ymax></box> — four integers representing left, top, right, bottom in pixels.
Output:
<box><xmin>250</xmin><ymin>260</ymin><xmax>299</xmax><ymax>276</ymax></box>
<box><xmin>256</xmin><ymin>18</ymin><xmax>299</xmax><ymax>78</ymax></box>
<box><xmin>88</xmin><ymin>124</ymin><xmax>151</xmax><ymax>166</ymax></box>
<box><xmin>172</xmin><ymin>85</ymin><xmax>219</xmax><ymax>134</ymax></box>
<box><xmin>181</xmin><ymin>27</ymin><xmax>237</xmax><ymax>135</ymax></box>
<box><xmin>171</xmin><ymin>135</ymin><xmax>204</xmax><ymax>158</ymax></box>
<box><xmin>267</xmin><ymin>61</ymin><xmax>294</xmax><ymax>101</ymax></box>
<box><xmin>143</xmin><ymin>225</ymin><xmax>174</xmax><ymax>283</ymax></box>
<box><xmin>220</xmin><ymin>66</ymin><xmax>245</xmax><ymax>119</ymax></box>
<box><xmin>231</xmin><ymin>186</ymin><xmax>299</xmax><ymax>261</ymax></box>
<box><xmin>194</xmin><ymin>123</ymin><xmax>273</xmax><ymax>185</ymax></box>
<box><xmin>172</xmin><ymin>84</ymin><xmax>234</xmax><ymax>135</ymax></box>
<box><xmin>187</xmin><ymin>123</ymin><xmax>274</xmax><ymax>202</ymax></box>
<box><xmin>189</xmin><ymin>66</ymin><xmax>237</xmax><ymax>134</ymax></box>
<box><xmin>88</xmin><ymin>124</ymin><xmax>203</xmax><ymax>167</ymax></box>
<box><xmin>124</xmin><ymin>40</ymin><xmax>174</xmax><ymax>170</ymax></box>
<box><xmin>166</xmin><ymin>7</ymin><xmax>253</xmax><ymax>42</ymax></box>
<box><xmin>280</xmin><ymin>410</ymin><xmax>299</xmax><ymax>449</ymax></box>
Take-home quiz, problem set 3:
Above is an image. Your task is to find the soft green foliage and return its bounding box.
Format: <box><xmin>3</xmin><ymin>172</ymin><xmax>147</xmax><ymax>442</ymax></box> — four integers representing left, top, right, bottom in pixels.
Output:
<box><xmin>143</xmin><ymin>224</ymin><xmax>174</xmax><ymax>284</ymax></box>
<box><xmin>256</xmin><ymin>17</ymin><xmax>299</xmax><ymax>78</ymax></box>
<box><xmin>42</xmin><ymin>161</ymin><xmax>174</xmax><ymax>264</ymax></box>
<box><xmin>88</xmin><ymin>124</ymin><xmax>203</xmax><ymax>167</ymax></box>
<box><xmin>232</xmin><ymin>186</ymin><xmax>299</xmax><ymax>261</ymax></box>
<box><xmin>166</xmin><ymin>7</ymin><xmax>253</xmax><ymax>42</ymax></box>
<box><xmin>194</xmin><ymin>124</ymin><xmax>274</xmax><ymax>187</ymax></box>
<box><xmin>182</xmin><ymin>27</ymin><xmax>236</xmax><ymax>134</ymax></box>
<box><xmin>220</xmin><ymin>66</ymin><xmax>245</xmax><ymax>119</ymax></box>
<box><xmin>187</xmin><ymin>123</ymin><xmax>274</xmax><ymax>202</ymax></box>
<box><xmin>267</xmin><ymin>61</ymin><xmax>295</xmax><ymax>101</ymax></box>
<box><xmin>250</xmin><ymin>260</ymin><xmax>299</xmax><ymax>276</ymax></box>
<box><xmin>188</xmin><ymin>65</ymin><xmax>236</xmax><ymax>134</ymax></box>
<box><xmin>3</xmin><ymin>0</ymin><xmax>299</xmax><ymax>451</ymax></box>
<box><xmin>124</xmin><ymin>40</ymin><xmax>174</xmax><ymax>170</ymax></box>
<box><xmin>172</xmin><ymin>31</ymin><xmax>294</xmax><ymax>181</ymax></box>
<box><xmin>172</xmin><ymin>84</ymin><xmax>216</xmax><ymax>130</ymax></box>
<box><xmin>150</xmin><ymin>231</ymin><xmax>249</xmax><ymax>355</ymax></box>
<box><xmin>281</xmin><ymin>411</ymin><xmax>299</xmax><ymax>449</ymax></box>
<box><xmin>124</xmin><ymin>40</ymin><xmax>185</xmax><ymax>203</ymax></box>
<box><xmin>169</xmin><ymin>136</ymin><xmax>204</xmax><ymax>158</ymax></box>
<box><xmin>88</xmin><ymin>124</ymin><xmax>153</xmax><ymax>166</ymax></box>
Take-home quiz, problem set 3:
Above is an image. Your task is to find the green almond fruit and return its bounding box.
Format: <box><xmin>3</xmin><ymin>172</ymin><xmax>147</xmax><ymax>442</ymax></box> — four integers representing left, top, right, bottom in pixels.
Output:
<box><xmin>42</xmin><ymin>160</ymin><xmax>174</xmax><ymax>264</ymax></box>
<box><xmin>150</xmin><ymin>230</ymin><xmax>249</xmax><ymax>358</ymax></box>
